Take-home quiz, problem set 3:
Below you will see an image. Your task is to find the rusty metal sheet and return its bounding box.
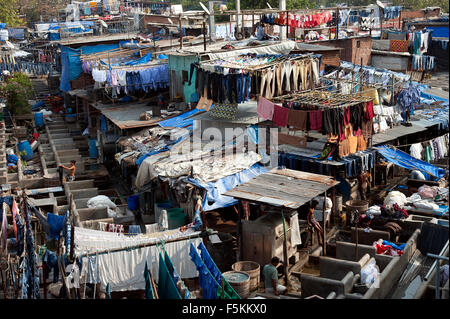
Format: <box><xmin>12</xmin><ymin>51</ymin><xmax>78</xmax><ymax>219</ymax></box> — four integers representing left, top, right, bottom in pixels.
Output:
<box><xmin>269</xmin><ymin>168</ymin><xmax>339</xmax><ymax>187</ymax></box>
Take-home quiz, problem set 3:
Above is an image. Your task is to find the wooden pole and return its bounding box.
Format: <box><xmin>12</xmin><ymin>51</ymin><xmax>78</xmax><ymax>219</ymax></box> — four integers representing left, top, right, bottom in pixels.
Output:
<box><xmin>286</xmin><ymin>11</ymin><xmax>289</xmax><ymax>40</ymax></box>
<box><xmin>252</xmin><ymin>14</ymin><xmax>255</xmax><ymax>35</ymax></box>
<box><xmin>380</xmin><ymin>7</ymin><xmax>383</xmax><ymax>38</ymax></box>
<box><xmin>281</xmin><ymin>209</ymin><xmax>289</xmax><ymax>290</ymax></box>
<box><xmin>221</xmin><ymin>278</ymin><xmax>225</xmax><ymax>299</ymax></box>
<box><xmin>203</xmin><ymin>19</ymin><xmax>207</xmax><ymax>52</ymax></box>
<box><xmin>336</xmin><ymin>8</ymin><xmax>339</xmax><ymax>40</ymax></box>
<box><xmin>331</xmin><ymin>187</ymin><xmax>336</xmax><ymax>227</ymax></box>
<box><xmin>179</xmin><ymin>14</ymin><xmax>183</xmax><ymax>49</ymax></box>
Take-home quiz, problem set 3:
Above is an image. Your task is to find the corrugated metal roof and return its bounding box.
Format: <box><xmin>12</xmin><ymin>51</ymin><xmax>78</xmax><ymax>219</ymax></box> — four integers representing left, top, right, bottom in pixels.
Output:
<box><xmin>224</xmin><ymin>168</ymin><xmax>339</xmax><ymax>209</ymax></box>
<box><xmin>92</xmin><ymin>102</ymin><xmax>184</xmax><ymax>130</ymax></box>
<box><xmin>56</xmin><ymin>33</ymin><xmax>138</xmax><ymax>46</ymax></box>
<box><xmin>372</xmin><ymin>122</ymin><xmax>428</xmax><ymax>145</ymax></box>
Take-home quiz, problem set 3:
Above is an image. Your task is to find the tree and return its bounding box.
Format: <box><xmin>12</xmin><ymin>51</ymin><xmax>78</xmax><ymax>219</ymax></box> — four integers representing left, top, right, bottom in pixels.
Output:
<box><xmin>0</xmin><ymin>0</ymin><xmax>24</xmax><ymax>26</ymax></box>
<box><xmin>0</xmin><ymin>73</ymin><xmax>34</xmax><ymax>115</ymax></box>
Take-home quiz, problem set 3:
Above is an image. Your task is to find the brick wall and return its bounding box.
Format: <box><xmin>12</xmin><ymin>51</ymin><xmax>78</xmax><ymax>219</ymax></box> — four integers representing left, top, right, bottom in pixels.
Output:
<box><xmin>401</xmin><ymin>8</ymin><xmax>441</xmax><ymax>20</ymax></box>
<box><xmin>316</xmin><ymin>36</ymin><xmax>372</xmax><ymax>66</ymax></box>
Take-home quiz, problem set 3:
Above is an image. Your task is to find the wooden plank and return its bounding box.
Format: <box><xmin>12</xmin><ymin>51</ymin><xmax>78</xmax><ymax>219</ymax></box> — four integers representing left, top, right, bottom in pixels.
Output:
<box><xmin>255</xmin><ymin>174</ymin><xmax>332</xmax><ymax>192</ymax></box>
<box><xmin>228</xmin><ymin>184</ymin><xmax>318</xmax><ymax>207</ymax></box>
<box><xmin>270</xmin><ymin>169</ymin><xmax>339</xmax><ymax>187</ymax></box>
<box><xmin>241</xmin><ymin>178</ymin><xmax>327</xmax><ymax>199</ymax></box>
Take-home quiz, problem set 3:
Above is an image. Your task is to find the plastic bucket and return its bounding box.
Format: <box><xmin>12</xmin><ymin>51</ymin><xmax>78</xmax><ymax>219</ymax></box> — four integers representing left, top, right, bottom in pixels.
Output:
<box><xmin>128</xmin><ymin>194</ymin><xmax>140</xmax><ymax>211</ymax></box>
<box><xmin>65</xmin><ymin>114</ymin><xmax>76</xmax><ymax>123</ymax></box>
<box><xmin>18</xmin><ymin>140</ymin><xmax>33</xmax><ymax>160</ymax></box>
<box><xmin>34</xmin><ymin>112</ymin><xmax>44</xmax><ymax>127</ymax></box>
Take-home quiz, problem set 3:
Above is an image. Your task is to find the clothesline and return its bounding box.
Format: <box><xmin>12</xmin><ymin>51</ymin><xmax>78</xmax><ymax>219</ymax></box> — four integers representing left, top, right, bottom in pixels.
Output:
<box><xmin>76</xmin><ymin>230</ymin><xmax>214</xmax><ymax>258</ymax></box>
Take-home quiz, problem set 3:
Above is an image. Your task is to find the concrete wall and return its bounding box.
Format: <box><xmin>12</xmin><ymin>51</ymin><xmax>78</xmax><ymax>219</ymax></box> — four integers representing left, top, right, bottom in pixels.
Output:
<box><xmin>336</xmin><ymin>241</ymin><xmax>377</xmax><ymax>261</ymax></box>
<box><xmin>363</xmin><ymin>229</ymin><xmax>421</xmax><ymax>299</ymax></box>
<box><xmin>371</xmin><ymin>54</ymin><xmax>409</xmax><ymax>72</ymax></box>
<box><xmin>351</xmin><ymin>227</ymin><xmax>390</xmax><ymax>245</ymax></box>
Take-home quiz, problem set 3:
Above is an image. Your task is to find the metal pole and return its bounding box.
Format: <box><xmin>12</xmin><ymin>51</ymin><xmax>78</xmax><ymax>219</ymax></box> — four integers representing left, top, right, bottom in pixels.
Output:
<box><xmin>426</xmin><ymin>253</ymin><xmax>449</xmax><ymax>299</ymax></box>
<box><xmin>322</xmin><ymin>192</ymin><xmax>326</xmax><ymax>256</ymax></box>
<box><xmin>435</xmin><ymin>260</ymin><xmax>440</xmax><ymax>299</ymax></box>
<box><xmin>179</xmin><ymin>15</ymin><xmax>183</xmax><ymax>49</ymax></box>
<box><xmin>424</xmin><ymin>241</ymin><xmax>449</xmax><ymax>281</ymax></box>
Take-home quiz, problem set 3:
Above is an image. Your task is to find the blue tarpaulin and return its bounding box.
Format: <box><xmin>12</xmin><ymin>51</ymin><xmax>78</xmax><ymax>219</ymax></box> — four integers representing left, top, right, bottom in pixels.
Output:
<box><xmin>375</xmin><ymin>145</ymin><xmax>446</xmax><ymax>181</ymax></box>
<box><xmin>135</xmin><ymin>132</ymin><xmax>192</xmax><ymax>166</ymax></box>
<box><xmin>100</xmin><ymin>52</ymin><xmax>153</xmax><ymax>67</ymax></box>
<box><xmin>188</xmin><ymin>164</ymin><xmax>268</xmax><ymax>211</ymax></box>
<box><xmin>158</xmin><ymin>108</ymin><xmax>200</xmax><ymax>128</ymax></box>
<box><xmin>59</xmin><ymin>43</ymin><xmax>120</xmax><ymax>92</ymax></box>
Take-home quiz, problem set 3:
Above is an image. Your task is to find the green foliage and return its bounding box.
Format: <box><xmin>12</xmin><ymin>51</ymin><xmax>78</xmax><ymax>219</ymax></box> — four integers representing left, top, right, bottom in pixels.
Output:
<box><xmin>0</xmin><ymin>0</ymin><xmax>24</xmax><ymax>27</ymax></box>
<box><xmin>392</xmin><ymin>0</ymin><xmax>448</xmax><ymax>13</ymax></box>
<box><xmin>0</xmin><ymin>73</ymin><xmax>34</xmax><ymax>115</ymax></box>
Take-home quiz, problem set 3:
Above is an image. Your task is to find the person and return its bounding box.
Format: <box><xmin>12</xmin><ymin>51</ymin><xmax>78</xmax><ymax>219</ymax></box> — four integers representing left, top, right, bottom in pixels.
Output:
<box><xmin>59</xmin><ymin>160</ymin><xmax>76</xmax><ymax>182</ymax></box>
<box><xmin>357</xmin><ymin>171</ymin><xmax>371</xmax><ymax>200</ymax></box>
<box><xmin>180</xmin><ymin>197</ymin><xmax>204</xmax><ymax>232</ymax></box>
<box><xmin>256</xmin><ymin>22</ymin><xmax>269</xmax><ymax>41</ymax></box>
<box><xmin>307</xmin><ymin>200</ymin><xmax>323</xmax><ymax>246</ymax></box>
<box><xmin>263</xmin><ymin>256</ymin><xmax>287</xmax><ymax>296</ymax></box>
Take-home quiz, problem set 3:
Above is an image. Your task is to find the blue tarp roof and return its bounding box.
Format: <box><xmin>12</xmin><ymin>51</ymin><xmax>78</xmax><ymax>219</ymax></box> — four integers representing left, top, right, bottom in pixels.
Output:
<box><xmin>188</xmin><ymin>163</ymin><xmax>268</xmax><ymax>211</ymax></box>
<box><xmin>375</xmin><ymin>145</ymin><xmax>446</xmax><ymax>181</ymax></box>
<box><xmin>158</xmin><ymin>108</ymin><xmax>201</xmax><ymax>128</ymax></box>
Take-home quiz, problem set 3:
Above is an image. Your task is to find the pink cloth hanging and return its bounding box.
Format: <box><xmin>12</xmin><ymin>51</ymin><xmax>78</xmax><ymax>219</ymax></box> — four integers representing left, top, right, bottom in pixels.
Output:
<box><xmin>257</xmin><ymin>96</ymin><xmax>275</xmax><ymax>120</ymax></box>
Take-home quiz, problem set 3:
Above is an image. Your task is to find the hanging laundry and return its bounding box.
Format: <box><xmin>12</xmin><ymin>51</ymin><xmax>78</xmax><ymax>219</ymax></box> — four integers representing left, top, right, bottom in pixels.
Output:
<box><xmin>158</xmin><ymin>251</ymin><xmax>182</xmax><ymax>299</ymax></box>
<box><xmin>257</xmin><ymin>97</ymin><xmax>275</xmax><ymax>120</ymax></box>
<box><xmin>272</xmin><ymin>104</ymin><xmax>289</xmax><ymax>127</ymax></box>
<box><xmin>144</xmin><ymin>261</ymin><xmax>154</xmax><ymax>299</ymax></box>
<box><xmin>411</xmin><ymin>55</ymin><xmax>435</xmax><ymax>71</ymax></box>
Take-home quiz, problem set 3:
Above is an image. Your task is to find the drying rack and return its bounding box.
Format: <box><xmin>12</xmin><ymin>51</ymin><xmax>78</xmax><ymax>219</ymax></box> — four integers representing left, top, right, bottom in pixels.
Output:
<box><xmin>199</xmin><ymin>53</ymin><xmax>318</xmax><ymax>72</ymax></box>
<box><xmin>270</xmin><ymin>90</ymin><xmax>373</xmax><ymax>109</ymax></box>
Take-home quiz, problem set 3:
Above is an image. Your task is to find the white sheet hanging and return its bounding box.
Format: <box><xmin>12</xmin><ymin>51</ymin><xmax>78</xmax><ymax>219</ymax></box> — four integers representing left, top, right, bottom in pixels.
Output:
<box><xmin>290</xmin><ymin>213</ymin><xmax>302</xmax><ymax>247</ymax></box>
<box><xmin>75</xmin><ymin>227</ymin><xmax>201</xmax><ymax>291</ymax></box>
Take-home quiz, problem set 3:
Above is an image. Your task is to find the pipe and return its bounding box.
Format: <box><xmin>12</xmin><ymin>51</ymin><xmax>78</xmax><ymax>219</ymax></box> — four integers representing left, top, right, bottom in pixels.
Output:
<box><xmin>424</xmin><ymin>240</ymin><xmax>449</xmax><ymax>281</ymax></box>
